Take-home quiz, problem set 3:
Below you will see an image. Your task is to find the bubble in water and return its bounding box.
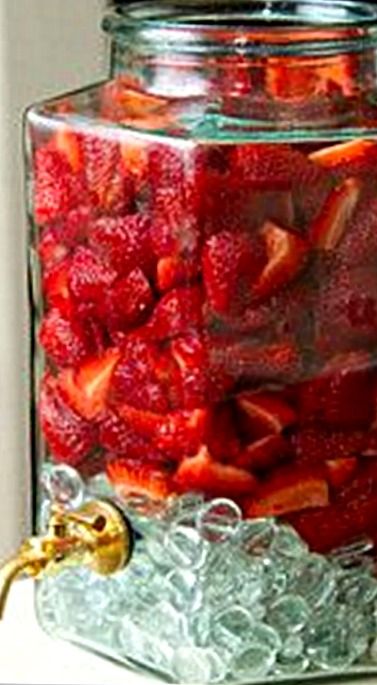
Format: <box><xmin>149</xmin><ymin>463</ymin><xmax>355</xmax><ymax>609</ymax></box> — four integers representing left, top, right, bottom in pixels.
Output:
<box><xmin>196</xmin><ymin>499</ymin><xmax>242</xmax><ymax>543</ymax></box>
<box><xmin>165</xmin><ymin>524</ymin><xmax>209</xmax><ymax>569</ymax></box>
<box><xmin>230</xmin><ymin>643</ymin><xmax>276</xmax><ymax>679</ymax></box>
<box><xmin>41</xmin><ymin>463</ymin><xmax>84</xmax><ymax>508</ymax></box>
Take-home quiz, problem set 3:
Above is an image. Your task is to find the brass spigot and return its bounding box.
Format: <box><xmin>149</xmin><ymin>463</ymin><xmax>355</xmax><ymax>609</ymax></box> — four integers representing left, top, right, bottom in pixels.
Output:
<box><xmin>0</xmin><ymin>499</ymin><xmax>133</xmax><ymax>619</ymax></box>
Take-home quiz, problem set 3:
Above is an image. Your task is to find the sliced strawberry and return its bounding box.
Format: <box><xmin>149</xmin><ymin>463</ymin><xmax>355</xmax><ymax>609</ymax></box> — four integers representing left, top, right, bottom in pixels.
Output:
<box><xmin>120</xmin><ymin>137</ymin><xmax>148</xmax><ymax>188</ymax></box>
<box><xmin>174</xmin><ymin>446</ymin><xmax>257</xmax><ymax>498</ymax></box>
<box><xmin>337</xmin><ymin>198</ymin><xmax>377</xmax><ymax>267</ymax></box>
<box><xmin>107</xmin><ymin>456</ymin><xmax>173</xmax><ymax>500</ymax></box>
<box><xmin>110</xmin><ymin>339</ymin><xmax>168</xmax><ymax>413</ymax></box>
<box><xmin>98</xmin><ymin>410</ymin><xmax>168</xmax><ymax>465</ymax></box>
<box><xmin>39</xmin><ymin>373</ymin><xmax>96</xmax><ymax>465</ymax></box>
<box><xmin>309</xmin><ymin>177</ymin><xmax>362</xmax><ymax>250</ymax></box>
<box><xmin>309</xmin><ymin>139</ymin><xmax>377</xmax><ymax>179</ymax></box>
<box><xmin>292</xmin><ymin>427</ymin><xmax>366</xmax><ymax>463</ymax></box>
<box><xmin>325</xmin><ymin>457</ymin><xmax>358</xmax><ymax>489</ymax></box>
<box><xmin>38</xmin><ymin>227</ymin><xmax>69</xmax><ymax>269</ymax></box>
<box><xmin>211</xmin><ymin>340</ymin><xmax>302</xmax><ymax>386</ymax></box>
<box><xmin>245</xmin><ymin>466</ymin><xmax>329</xmax><ymax>518</ymax></box>
<box><xmin>118</xmin><ymin>404</ymin><xmax>208</xmax><ymax>457</ymax></box>
<box><xmin>236</xmin><ymin>391</ymin><xmax>296</xmax><ymax>439</ymax></box>
<box><xmin>69</xmin><ymin>246</ymin><xmax>116</xmax><ymax>304</ymax></box>
<box><xmin>145</xmin><ymin>286</ymin><xmax>203</xmax><ymax>340</ymax></box>
<box><xmin>232</xmin><ymin>143</ymin><xmax>300</xmax><ymax>190</ymax></box>
<box><xmin>316</xmin><ymin>263</ymin><xmax>377</xmax><ymax>354</ymax></box>
<box><xmin>33</xmin><ymin>148</ymin><xmax>79</xmax><ymax>225</ymax></box>
<box><xmin>157</xmin><ymin>255</ymin><xmax>199</xmax><ymax>292</ymax></box>
<box><xmin>42</xmin><ymin>257</ymin><xmax>72</xmax><ymax>317</ymax></box>
<box><xmin>89</xmin><ymin>214</ymin><xmax>153</xmax><ymax>277</ymax></box>
<box><xmin>289</xmin><ymin>460</ymin><xmax>377</xmax><ymax>552</ymax></box>
<box><xmin>105</xmin><ymin>268</ymin><xmax>154</xmax><ymax>331</ymax></box>
<box><xmin>236</xmin><ymin>434</ymin><xmax>291</xmax><ymax>472</ymax></box>
<box><xmin>54</xmin><ymin>127</ymin><xmax>83</xmax><ymax>174</ymax></box>
<box><xmin>150</xmin><ymin>188</ymin><xmax>200</xmax><ymax>261</ymax></box>
<box><xmin>59</xmin><ymin>348</ymin><xmax>120</xmax><ymax>420</ymax></box>
<box><xmin>253</xmin><ymin>221</ymin><xmax>307</xmax><ymax>301</ymax></box>
<box><xmin>205</xmin><ymin>404</ymin><xmax>241</xmax><ymax>463</ymax></box>
<box><xmin>81</xmin><ymin>132</ymin><xmax>133</xmax><ymax>214</ymax></box>
<box><xmin>39</xmin><ymin>308</ymin><xmax>91</xmax><ymax>368</ymax></box>
<box><xmin>202</xmin><ymin>230</ymin><xmax>265</xmax><ymax>315</ymax></box>
<box><xmin>298</xmin><ymin>352</ymin><xmax>375</xmax><ymax>428</ymax></box>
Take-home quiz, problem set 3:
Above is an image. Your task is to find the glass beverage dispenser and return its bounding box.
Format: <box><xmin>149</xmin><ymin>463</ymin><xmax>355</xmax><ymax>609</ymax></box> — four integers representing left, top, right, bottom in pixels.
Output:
<box><xmin>4</xmin><ymin>1</ymin><xmax>377</xmax><ymax>682</ymax></box>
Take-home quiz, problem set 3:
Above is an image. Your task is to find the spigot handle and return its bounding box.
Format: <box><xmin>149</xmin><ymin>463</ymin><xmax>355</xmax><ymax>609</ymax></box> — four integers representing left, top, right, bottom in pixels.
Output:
<box><xmin>0</xmin><ymin>499</ymin><xmax>133</xmax><ymax>619</ymax></box>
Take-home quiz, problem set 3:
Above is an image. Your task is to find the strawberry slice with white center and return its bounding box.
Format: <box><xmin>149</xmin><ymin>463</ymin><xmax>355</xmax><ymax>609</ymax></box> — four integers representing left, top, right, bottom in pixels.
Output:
<box><xmin>309</xmin><ymin>177</ymin><xmax>362</xmax><ymax>250</ymax></box>
<box><xmin>107</xmin><ymin>456</ymin><xmax>174</xmax><ymax>500</ymax></box>
<box><xmin>253</xmin><ymin>221</ymin><xmax>307</xmax><ymax>300</ymax></box>
<box><xmin>174</xmin><ymin>446</ymin><xmax>257</xmax><ymax>498</ymax></box>
<box><xmin>236</xmin><ymin>391</ymin><xmax>297</xmax><ymax>439</ymax></box>
<box><xmin>244</xmin><ymin>466</ymin><xmax>329</xmax><ymax>518</ymax></box>
<box><xmin>59</xmin><ymin>348</ymin><xmax>120</xmax><ymax>420</ymax></box>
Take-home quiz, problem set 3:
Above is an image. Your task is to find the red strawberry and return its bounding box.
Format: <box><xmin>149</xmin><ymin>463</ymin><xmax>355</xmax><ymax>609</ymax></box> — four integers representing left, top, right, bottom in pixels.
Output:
<box><xmin>39</xmin><ymin>374</ymin><xmax>96</xmax><ymax>465</ymax></box>
<box><xmin>150</xmin><ymin>188</ymin><xmax>200</xmax><ymax>260</ymax></box>
<box><xmin>236</xmin><ymin>434</ymin><xmax>291</xmax><ymax>472</ymax></box>
<box><xmin>118</xmin><ymin>404</ymin><xmax>208</xmax><ymax>457</ymax></box>
<box><xmin>174</xmin><ymin>446</ymin><xmax>257</xmax><ymax>498</ymax></box>
<box><xmin>325</xmin><ymin>457</ymin><xmax>358</xmax><ymax>489</ymax></box>
<box><xmin>205</xmin><ymin>404</ymin><xmax>241</xmax><ymax>462</ymax></box>
<box><xmin>33</xmin><ymin>148</ymin><xmax>79</xmax><ymax>225</ymax></box>
<box><xmin>309</xmin><ymin>139</ymin><xmax>377</xmax><ymax>180</ymax></box>
<box><xmin>236</xmin><ymin>391</ymin><xmax>297</xmax><ymax>439</ymax></box>
<box><xmin>309</xmin><ymin>177</ymin><xmax>362</xmax><ymax>250</ymax></box>
<box><xmin>39</xmin><ymin>308</ymin><xmax>91</xmax><ymax>368</ymax></box>
<box><xmin>98</xmin><ymin>410</ymin><xmax>168</xmax><ymax>464</ymax></box>
<box><xmin>157</xmin><ymin>255</ymin><xmax>199</xmax><ymax>292</ymax></box>
<box><xmin>89</xmin><ymin>215</ymin><xmax>153</xmax><ymax>276</ymax></box>
<box><xmin>43</xmin><ymin>257</ymin><xmax>72</xmax><ymax>317</ymax></box>
<box><xmin>107</xmin><ymin>456</ymin><xmax>174</xmax><ymax>500</ymax></box>
<box><xmin>252</xmin><ymin>221</ymin><xmax>307</xmax><ymax>301</ymax></box>
<box><xmin>148</xmin><ymin>143</ymin><xmax>186</xmax><ymax>191</ymax></box>
<box><xmin>288</xmin><ymin>461</ymin><xmax>377</xmax><ymax>552</ymax></box>
<box><xmin>244</xmin><ymin>466</ymin><xmax>329</xmax><ymax>518</ymax></box>
<box><xmin>292</xmin><ymin>427</ymin><xmax>366</xmax><ymax>463</ymax></box>
<box><xmin>316</xmin><ymin>263</ymin><xmax>377</xmax><ymax>353</ymax></box>
<box><xmin>69</xmin><ymin>246</ymin><xmax>116</xmax><ymax>303</ymax></box>
<box><xmin>202</xmin><ymin>230</ymin><xmax>265</xmax><ymax>315</ymax></box>
<box><xmin>232</xmin><ymin>143</ymin><xmax>300</xmax><ymax>190</ymax></box>
<box><xmin>210</xmin><ymin>340</ymin><xmax>302</xmax><ymax>386</ymax></box>
<box><xmin>59</xmin><ymin>348</ymin><xmax>120</xmax><ymax>420</ymax></box>
<box><xmin>105</xmin><ymin>268</ymin><xmax>154</xmax><ymax>331</ymax></box>
<box><xmin>38</xmin><ymin>227</ymin><xmax>69</xmax><ymax>269</ymax></box>
<box><xmin>297</xmin><ymin>352</ymin><xmax>375</xmax><ymax>428</ymax></box>
<box><xmin>145</xmin><ymin>286</ymin><xmax>203</xmax><ymax>340</ymax></box>
<box><xmin>110</xmin><ymin>339</ymin><xmax>168</xmax><ymax>413</ymax></box>
<box><xmin>337</xmin><ymin>198</ymin><xmax>377</xmax><ymax>267</ymax></box>
<box><xmin>81</xmin><ymin>133</ymin><xmax>133</xmax><ymax>214</ymax></box>
<box><xmin>53</xmin><ymin>127</ymin><xmax>83</xmax><ymax>172</ymax></box>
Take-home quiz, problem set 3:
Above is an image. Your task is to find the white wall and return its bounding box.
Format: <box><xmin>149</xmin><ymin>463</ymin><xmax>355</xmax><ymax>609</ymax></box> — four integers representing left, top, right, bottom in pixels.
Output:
<box><xmin>0</xmin><ymin>0</ymin><xmax>108</xmax><ymax>561</ymax></box>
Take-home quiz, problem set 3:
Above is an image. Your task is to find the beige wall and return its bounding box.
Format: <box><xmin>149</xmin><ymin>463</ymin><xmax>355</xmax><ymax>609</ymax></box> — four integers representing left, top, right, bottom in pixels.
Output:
<box><xmin>0</xmin><ymin>0</ymin><xmax>108</xmax><ymax>561</ymax></box>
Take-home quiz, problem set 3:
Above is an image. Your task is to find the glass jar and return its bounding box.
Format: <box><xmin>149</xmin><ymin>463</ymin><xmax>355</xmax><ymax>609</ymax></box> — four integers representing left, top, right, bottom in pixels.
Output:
<box><xmin>25</xmin><ymin>0</ymin><xmax>377</xmax><ymax>681</ymax></box>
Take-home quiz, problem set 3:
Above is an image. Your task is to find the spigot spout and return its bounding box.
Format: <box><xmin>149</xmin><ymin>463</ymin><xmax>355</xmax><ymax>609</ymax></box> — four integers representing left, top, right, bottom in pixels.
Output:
<box><xmin>0</xmin><ymin>500</ymin><xmax>133</xmax><ymax>619</ymax></box>
<box><xmin>0</xmin><ymin>548</ymin><xmax>47</xmax><ymax>621</ymax></box>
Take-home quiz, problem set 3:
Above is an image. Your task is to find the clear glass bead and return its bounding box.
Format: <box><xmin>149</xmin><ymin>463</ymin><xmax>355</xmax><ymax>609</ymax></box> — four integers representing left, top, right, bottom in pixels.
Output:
<box><xmin>172</xmin><ymin>646</ymin><xmax>228</xmax><ymax>684</ymax></box>
<box><xmin>196</xmin><ymin>499</ymin><xmax>242</xmax><ymax>543</ymax></box>
<box><xmin>209</xmin><ymin>606</ymin><xmax>254</xmax><ymax>652</ymax></box>
<box><xmin>166</xmin><ymin>568</ymin><xmax>203</xmax><ymax>613</ymax></box>
<box><xmin>165</xmin><ymin>524</ymin><xmax>209</xmax><ymax>570</ymax></box>
<box><xmin>40</xmin><ymin>463</ymin><xmax>84</xmax><ymax>508</ymax></box>
<box><xmin>268</xmin><ymin>595</ymin><xmax>310</xmax><ymax>636</ymax></box>
<box><xmin>290</xmin><ymin>554</ymin><xmax>336</xmax><ymax>608</ymax></box>
<box><xmin>230</xmin><ymin>643</ymin><xmax>276</xmax><ymax>680</ymax></box>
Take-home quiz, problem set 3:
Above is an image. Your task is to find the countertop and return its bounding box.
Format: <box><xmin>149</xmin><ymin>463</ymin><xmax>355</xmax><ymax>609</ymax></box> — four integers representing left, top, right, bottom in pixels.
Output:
<box><xmin>0</xmin><ymin>580</ymin><xmax>156</xmax><ymax>685</ymax></box>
